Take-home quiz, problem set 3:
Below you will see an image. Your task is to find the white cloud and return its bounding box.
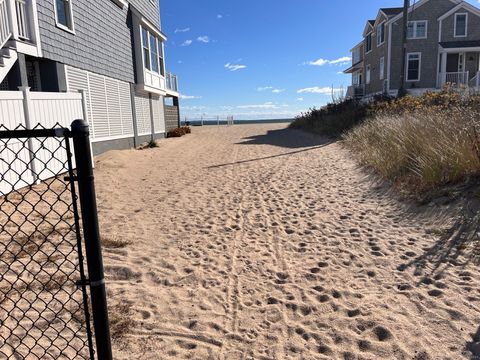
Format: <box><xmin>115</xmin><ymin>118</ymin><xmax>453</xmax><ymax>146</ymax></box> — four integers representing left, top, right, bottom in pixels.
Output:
<box><xmin>217</xmin><ymin>14</ymin><xmax>223</xmax><ymax>19</ymax></box>
<box><xmin>305</xmin><ymin>56</ymin><xmax>351</xmax><ymax>66</ymax></box>
<box><xmin>296</xmin><ymin>97</ymin><xmax>304</xmax><ymax>101</ymax></box>
<box><xmin>180</xmin><ymin>40</ymin><xmax>192</xmax><ymax>46</ymax></box>
<box><xmin>297</xmin><ymin>86</ymin><xmax>342</xmax><ymax>95</ymax></box>
<box><xmin>225</xmin><ymin>63</ymin><xmax>247</xmax><ymax>71</ymax></box>
<box><xmin>180</xmin><ymin>94</ymin><xmax>202</xmax><ymax>100</ymax></box>
<box><xmin>329</xmin><ymin>56</ymin><xmax>352</xmax><ymax>65</ymax></box>
<box><xmin>257</xmin><ymin>86</ymin><xmax>284</xmax><ymax>93</ymax></box>
<box><xmin>182</xmin><ymin>105</ymin><xmax>207</xmax><ymax>110</ymax></box>
<box><xmin>237</xmin><ymin>102</ymin><xmax>277</xmax><ymax>109</ymax></box>
<box><xmin>197</xmin><ymin>36</ymin><xmax>210</xmax><ymax>43</ymax></box>
<box><xmin>257</xmin><ymin>86</ymin><xmax>273</xmax><ymax>91</ymax></box>
<box><xmin>175</xmin><ymin>27</ymin><xmax>190</xmax><ymax>33</ymax></box>
<box><xmin>307</xmin><ymin>58</ymin><xmax>329</xmax><ymax>66</ymax></box>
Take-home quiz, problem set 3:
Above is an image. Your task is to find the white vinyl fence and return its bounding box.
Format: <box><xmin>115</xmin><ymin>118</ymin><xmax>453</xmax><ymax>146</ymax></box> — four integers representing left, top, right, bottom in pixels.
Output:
<box><xmin>0</xmin><ymin>87</ymin><xmax>84</xmax><ymax>195</ymax></box>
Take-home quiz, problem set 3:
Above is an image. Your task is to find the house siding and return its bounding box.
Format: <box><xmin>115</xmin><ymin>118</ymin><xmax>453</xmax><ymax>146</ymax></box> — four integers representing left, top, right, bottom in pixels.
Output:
<box><xmin>441</xmin><ymin>8</ymin><xmax>480</xmax><ymax>42</ymax></box>
<box><xmin>128</xmin><ymin>0</ymin><xmax>161</xmax><ymax>30</ymax></box>
<box><xmin>389</xmin><ymin>0</ymin><xmax>457</xmax><ymax>90</ymax></box>
<box><xmin>37</xmin><ymin>0</ymin><xmax>136</xmax><ymax>83</ymax></box>
<box><xmin>364</xmin><ymin>13</ymin><xmax>389</xmax><ymax>95</ymax></box>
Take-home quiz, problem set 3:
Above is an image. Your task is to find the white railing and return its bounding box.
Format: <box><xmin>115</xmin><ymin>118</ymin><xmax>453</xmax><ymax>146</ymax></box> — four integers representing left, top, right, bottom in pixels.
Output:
<box><xmin>15</xmin><ymin>0</ymin><xmax>28</xmax><ymax>40</ymax></box>
<box><xmin>0</xmin><ymin>0</ymin><xmax>12</xmax><ymax>48</ymax></box>
<box><xmin>469</xmin><ymin>71</ymin><xmax>480</xmax><ymax>88</ymax></box>
<box><xmin>181</xmin><ymin>116</ymin><xmax>234</xmax><ymax>126</ymax></box>
<box><xmin>166</xmin><ymin>72</ymin><xmax>178</xmax><ymax>93</ymax></box>
<box><xmin>346</xmin><ymin>84</ymin><xmax>365</xmax><ymax>99</ymax></box>
<box><xmin>438</xmin><ymin>71</ymin><xmax>469</xmax><ymax>87</ymax></box>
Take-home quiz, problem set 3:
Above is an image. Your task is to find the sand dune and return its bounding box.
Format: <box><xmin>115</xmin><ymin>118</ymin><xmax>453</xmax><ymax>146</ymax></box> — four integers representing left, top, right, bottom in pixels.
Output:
<box><xmin>93</xmin><ymin>124</ymin><xmax>480</xmax><ymax>359</ymax></box>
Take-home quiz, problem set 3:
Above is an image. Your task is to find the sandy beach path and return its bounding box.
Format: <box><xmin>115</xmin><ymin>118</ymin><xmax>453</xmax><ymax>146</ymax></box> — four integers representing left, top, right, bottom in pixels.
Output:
<box><xmin>94</xmin><ymin>124</ymin><xmax>480</xmax><ymax>360</ymax></box>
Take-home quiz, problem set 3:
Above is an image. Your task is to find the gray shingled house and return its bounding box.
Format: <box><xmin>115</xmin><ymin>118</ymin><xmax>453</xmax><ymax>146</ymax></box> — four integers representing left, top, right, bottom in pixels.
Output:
<box><xmin>344</xmin><ymin>0</ymin><xmax>480</xmax><ymax>99</ymax></box>
<box><xmin>0</xmin><ymin>0</ymin><xmax>180</xmax><ymax>154</ymax></box>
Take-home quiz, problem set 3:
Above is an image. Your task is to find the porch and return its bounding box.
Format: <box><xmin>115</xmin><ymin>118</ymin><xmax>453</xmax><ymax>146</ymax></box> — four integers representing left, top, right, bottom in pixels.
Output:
<box><xmin>0</xmin><ymin>0</ymin><xmax>39</xmax><ymax>48</ymax></box>
<box><xmin>346</xmin><ymin>84</ymin><xmax>365</xmax><ymax>99</ymax></box>
<box><xmin>0</xmin><ymin>0</ymin><xmax>41</xmax><ymax>83</ymax></box>
<box><xmin>437</xmin><ymin>42</ymin><xmax>480</xmax><ymax>88</ymax></box>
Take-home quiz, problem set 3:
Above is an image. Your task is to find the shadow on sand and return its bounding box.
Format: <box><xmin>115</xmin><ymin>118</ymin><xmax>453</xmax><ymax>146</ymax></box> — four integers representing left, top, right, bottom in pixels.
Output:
<box><xmin>467</xmin><ymin>326</ymin><xmax>480</xmax><ymax>359</ymax></box>
<box><xmin>359</xmin><ymin>171</ymin><xmax>480</xmax><ymax>277</ymax></box>
<box><xmin>399</xmin><ymin>188</ymin><xmax>480</xmax><ymax>277</ymax></box>
<box><xmin>237</xmin><ymin>128</ymin><xmax>330</xmax><ymax>149</ymax></box>
<box><xmin>208</xmin><ymin>128</ymin><xmax>333</xmax><ymax>169</ymax></box>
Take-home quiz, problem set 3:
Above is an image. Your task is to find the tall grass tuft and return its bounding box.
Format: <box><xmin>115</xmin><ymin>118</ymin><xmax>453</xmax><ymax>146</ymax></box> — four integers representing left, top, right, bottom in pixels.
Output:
<box><xmin>344</xmin><ymin>90</ymin><xmax>480</xmax><ymax>190</ymax></box>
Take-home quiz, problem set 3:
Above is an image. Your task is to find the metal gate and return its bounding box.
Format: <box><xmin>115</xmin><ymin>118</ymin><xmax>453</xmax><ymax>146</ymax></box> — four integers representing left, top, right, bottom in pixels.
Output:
<box><xmin>0</xmin><ymin>120</ymin><xmax>112</xmax><ymax>359</ymax></box>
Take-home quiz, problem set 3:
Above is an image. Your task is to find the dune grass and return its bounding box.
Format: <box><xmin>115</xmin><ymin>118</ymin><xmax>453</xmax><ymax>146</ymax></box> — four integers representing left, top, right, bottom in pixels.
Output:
<box><xmin>293</xmin><ymin>87</ymin><xmax>480</xmax><ymax>193</ymax></box>
<box><xmin>345</xmin><ymin>89</ymin><xmax>480</xmax><ymax>192</ymax></box>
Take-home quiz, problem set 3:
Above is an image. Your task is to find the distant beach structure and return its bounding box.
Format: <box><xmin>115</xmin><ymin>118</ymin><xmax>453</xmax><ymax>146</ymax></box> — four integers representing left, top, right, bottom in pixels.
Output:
<box><xmin>181</xmin><ymin>117</ymin><xmax>294</xmax><ymax>126</ymax></box>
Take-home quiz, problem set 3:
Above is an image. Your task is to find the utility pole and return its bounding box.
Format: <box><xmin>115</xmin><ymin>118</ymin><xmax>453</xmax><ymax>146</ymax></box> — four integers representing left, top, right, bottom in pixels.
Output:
<box><xmin>398</xmin><ymin>0</ymin><xmax>410</xmax><ymax>97</ymax></box>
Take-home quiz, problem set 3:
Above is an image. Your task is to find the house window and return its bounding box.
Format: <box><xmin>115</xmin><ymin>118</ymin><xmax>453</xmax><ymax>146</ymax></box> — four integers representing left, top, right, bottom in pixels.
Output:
<box><xmin>142</xmin><ymin>27</ymin><xmax>151</xmax><ymax>70</ymax></box>
<box><xmin>380</xmin><ymin>57</ymin><xmax>385</xmax><ymax>80</ymax></box>
<box><xmin>455</xmin><ymin>13</ymin><xmax>467</xmax><ymax>37</ymax></box>
<box><xmin>366</xmin><ymin>64</ymin><xmax>371</xmax><ymax>84</ymax></box>
<box><xmin>365</xmin><ymin>33</ymin><xmax>372</xmax><ymax>53</ymax></box>
<box><xmin>407</xmin><ymin>21</ymin><xmax>427</xmax><ymax>39</ymax></box>
<box><xmin>150</xmin><ymin>34</ymin><xmax>159</xmax><ymax>73</ymax></box>
<box><xmin>377</xmin><ymin>22</ymin><xmax>385</xmax><ymax>46</ymax></box>
<box><xmin>406</xmin><ymin>53</ymin><xmax>421</xmax><ymax>81</ymax></box>
<box><xmin>142</xmin><ymin>27</ymin><xmax>165</xmax><ymax>76</ymax></box>
<box><xmin>55</xmin><ymin>0</ymin><xmax>74</xmax><ymax>31</ymax></box>
<box><xmin>158</xmin><ymin>39</ymin><xmax>165</xmax><ymax>76</ymax></box>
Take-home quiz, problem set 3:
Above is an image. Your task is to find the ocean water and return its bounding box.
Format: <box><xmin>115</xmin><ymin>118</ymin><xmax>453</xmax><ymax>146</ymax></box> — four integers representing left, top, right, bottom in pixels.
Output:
<box><xmin>181</xmin><ymin>118</ymin><xmax>294</xmax><ymax>126</ymax></box>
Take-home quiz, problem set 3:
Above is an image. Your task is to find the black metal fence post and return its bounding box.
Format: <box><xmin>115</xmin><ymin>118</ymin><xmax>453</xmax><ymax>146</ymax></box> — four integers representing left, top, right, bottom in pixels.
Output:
<box><xmin>71</xmin><ymin>119</ymin><xmax>113</xmax><ymax>360</ymax></box>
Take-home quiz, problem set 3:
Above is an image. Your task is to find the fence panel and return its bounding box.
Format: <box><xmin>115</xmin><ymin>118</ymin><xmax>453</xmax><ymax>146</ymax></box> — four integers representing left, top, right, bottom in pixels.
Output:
<box><xmin>29</xmin><ymin>92</ymin><xmax>83</xmax><ymax>181</ymax></box>
<box><xmin>0</xmin><ymin>123</ymin><xmax>113</xmax><ymax>359</ymax></box>
<box><xmin>0</xmin><ymin>125</ymin><xmax>94</xmax><ymax>359</ymax></box>
<box><xmin>0</xmin><ymin>90</ymin><xmax>83</xmax><ymax>189</ymax></box>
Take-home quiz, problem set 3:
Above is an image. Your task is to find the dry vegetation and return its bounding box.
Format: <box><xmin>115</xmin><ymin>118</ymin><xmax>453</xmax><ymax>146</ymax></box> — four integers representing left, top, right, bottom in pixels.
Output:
<box><xmin>167</xmin><ymin>126</ymin><xmax>191</xmax><ymax>138</ymax></box>
<box><xmin>292</xmin><ymin>87</ymin><xmax>480</xmax><ymax>193</ymax></box>
<box><xmin>102</xmin><ymin>234</ymin><xmax>132</xmax><ymax>249</ymax></box>
<box><xmin>108</xmin><ymin>301</ymin><xmax>135</xmax><ymax>340</ymax></box>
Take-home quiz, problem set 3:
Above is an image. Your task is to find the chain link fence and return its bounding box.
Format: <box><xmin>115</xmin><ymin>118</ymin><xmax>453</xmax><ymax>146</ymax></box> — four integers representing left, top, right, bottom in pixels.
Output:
<box><xmin>0</xmin><ymin>121</ymin><xmax>111</xmax><ymax>359</ymax></box>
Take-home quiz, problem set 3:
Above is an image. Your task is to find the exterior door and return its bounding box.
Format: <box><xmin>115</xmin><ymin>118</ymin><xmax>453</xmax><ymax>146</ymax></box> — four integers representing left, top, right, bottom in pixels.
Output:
<box><xmin>446</xmin><ymin>54</ymin><xmax>459</xmax><ymax>73</ymax></box>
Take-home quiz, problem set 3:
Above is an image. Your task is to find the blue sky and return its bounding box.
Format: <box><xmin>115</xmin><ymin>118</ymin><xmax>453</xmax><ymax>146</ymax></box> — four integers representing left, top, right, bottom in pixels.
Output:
<box><xmin>161</xmin><ymin>0</ymin><xmax>479</xmax><ymax>120</ymax></box>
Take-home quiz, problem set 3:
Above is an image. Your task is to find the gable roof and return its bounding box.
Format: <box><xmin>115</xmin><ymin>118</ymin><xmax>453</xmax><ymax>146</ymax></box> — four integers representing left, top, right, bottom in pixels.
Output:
<box><xmin>363</xmin><ymin>20</ymin><xmax>375</xmax><ymax>36</ymax></box>
<box><xmin>388</xmin><ymin>0</ymin><xmax>462</xmax><ymax>23</ymax></box>
<box><xmin>380</xmin><ymin>7</ymin><xmax>403</xmax><ymax>17</ymax></box>
<box><xmin>438</xmin><ymin>1</ymin><xmax>480</xmax><ymax>21</ymax></box>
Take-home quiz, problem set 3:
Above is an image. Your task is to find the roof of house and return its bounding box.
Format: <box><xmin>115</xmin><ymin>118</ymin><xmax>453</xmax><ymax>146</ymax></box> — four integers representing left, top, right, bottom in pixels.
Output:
<box><xmin>440</xmin><ymin>40</ymin><xmax>480</xmax><ymax>48</ymax></box>
<box><xmin>380</xmin><ymin>7</ymin><xmax>404</xmax><ymax>17</ymax></box>
<box><xmin>368</xmin><ymin>20</ymin><xmax>375</xmax><ymax>26</ymax></box>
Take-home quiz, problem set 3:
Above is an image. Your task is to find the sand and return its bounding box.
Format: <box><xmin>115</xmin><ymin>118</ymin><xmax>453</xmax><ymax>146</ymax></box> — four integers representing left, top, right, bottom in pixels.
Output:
<box><xmin>92</xmin><ymin>124</ymin><xmax>480</xmax><ymax>359</ymax></box>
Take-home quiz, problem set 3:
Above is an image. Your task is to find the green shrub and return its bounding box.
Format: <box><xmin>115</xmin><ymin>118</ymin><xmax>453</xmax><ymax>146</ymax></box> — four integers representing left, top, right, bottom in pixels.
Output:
<box><xmin>289</xmin><ymin>95</ymin><xmax>392</xmax><ymax>138</ymax></box>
